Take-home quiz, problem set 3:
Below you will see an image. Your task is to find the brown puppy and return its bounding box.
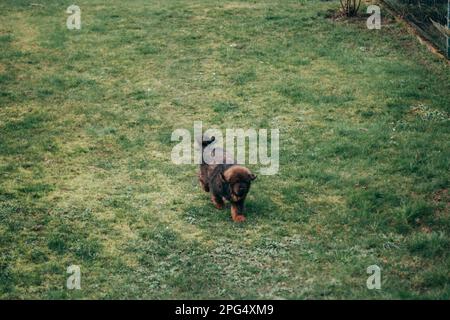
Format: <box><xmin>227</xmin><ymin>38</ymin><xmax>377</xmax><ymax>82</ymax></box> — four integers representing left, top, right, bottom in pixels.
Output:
<box><xmin>198</xmin><ymin>136</ymin><xmax>256</xmax><ymax>222</ymax></box>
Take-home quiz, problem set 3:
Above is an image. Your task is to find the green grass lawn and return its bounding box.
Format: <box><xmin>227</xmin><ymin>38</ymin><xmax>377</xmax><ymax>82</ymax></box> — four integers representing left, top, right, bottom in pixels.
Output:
<box><xmin>0</xmin><ymin>0</ymin><xmax>449</xmax><ymax>299</ymax></box>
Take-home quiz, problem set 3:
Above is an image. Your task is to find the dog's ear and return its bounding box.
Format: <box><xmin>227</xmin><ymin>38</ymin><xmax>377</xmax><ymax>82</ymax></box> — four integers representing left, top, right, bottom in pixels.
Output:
<box><xmin>220</xmin><ymin>172</ymin><xmax>227</xmax><ymax>182</ymax></box>
<box><xmin>248</xmin><ymin>173</ymin><xmax>257</xmax><ymax>181</ymax></box>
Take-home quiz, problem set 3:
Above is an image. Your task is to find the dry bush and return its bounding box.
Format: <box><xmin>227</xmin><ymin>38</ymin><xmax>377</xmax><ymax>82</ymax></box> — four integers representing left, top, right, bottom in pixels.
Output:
<box><xmin>339</xmin><ymin>0</ymin><xmax>362</xmax><ymax>17</ymax></box>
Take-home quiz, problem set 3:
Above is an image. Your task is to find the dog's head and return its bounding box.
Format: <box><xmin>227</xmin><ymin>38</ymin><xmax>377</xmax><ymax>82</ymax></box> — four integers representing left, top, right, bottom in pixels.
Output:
<box><xmin>222</xmin><ymin>166</ymin><xmax>256</xmax><ymax>201</ymax></box>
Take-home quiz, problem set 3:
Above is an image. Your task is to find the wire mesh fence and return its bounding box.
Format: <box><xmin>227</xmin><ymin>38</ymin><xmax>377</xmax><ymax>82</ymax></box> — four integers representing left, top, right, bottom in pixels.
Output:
<box><xmin>382</xmin><ymin>0</ymin><xmax>449</xmax><ymax>58</ymax></box>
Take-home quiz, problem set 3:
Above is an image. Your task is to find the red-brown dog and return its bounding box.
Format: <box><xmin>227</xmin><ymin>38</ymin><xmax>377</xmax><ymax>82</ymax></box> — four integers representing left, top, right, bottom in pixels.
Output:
<box><xmin>198</xmin><ymin>136</ymin><xmax>256</xmax><ymax>222</ymax></box>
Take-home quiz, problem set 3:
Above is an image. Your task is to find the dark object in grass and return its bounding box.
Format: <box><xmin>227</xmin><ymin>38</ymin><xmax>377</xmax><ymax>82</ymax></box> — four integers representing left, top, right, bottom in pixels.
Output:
<box><xmin>198</xmin><ymin>136</ymin><xmax>256</xmax><ymax>223</ymax></box>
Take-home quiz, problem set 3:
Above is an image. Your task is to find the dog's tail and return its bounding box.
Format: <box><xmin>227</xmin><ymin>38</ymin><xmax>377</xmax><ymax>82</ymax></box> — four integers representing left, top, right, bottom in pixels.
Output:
<box><xmin>196</xmin><ymin>135</ymin><xmax>215</xmax><ymax>149</ymax></box>
<box><xmin>196</xmin><ymin>135</ymin><xmax>216</xmax><ymax>165</ymax></box>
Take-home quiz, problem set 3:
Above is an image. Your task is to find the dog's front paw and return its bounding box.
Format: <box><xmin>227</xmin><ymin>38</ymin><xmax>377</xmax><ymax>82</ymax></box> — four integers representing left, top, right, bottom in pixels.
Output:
<box><xmin>213</xmin><ymin>202</ymin><xmax>224</xmax><ymax>210</ymax></box>
<box><xmin>233</xmin><ymin>215</ymin><xmax>246</xmax><ymax>222</ymax></box>
<box><xmin>211</xmin><ymin>196</ymin><xmax>224</xmax><ymax>209</ymax></box>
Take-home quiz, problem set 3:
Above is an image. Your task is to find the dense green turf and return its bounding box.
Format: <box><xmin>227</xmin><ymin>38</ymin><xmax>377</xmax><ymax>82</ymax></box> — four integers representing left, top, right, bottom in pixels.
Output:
<box><xmin>0</xmin><ymin>0</ymin><xmax>449</xmax><ymax>299</ymax></box>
